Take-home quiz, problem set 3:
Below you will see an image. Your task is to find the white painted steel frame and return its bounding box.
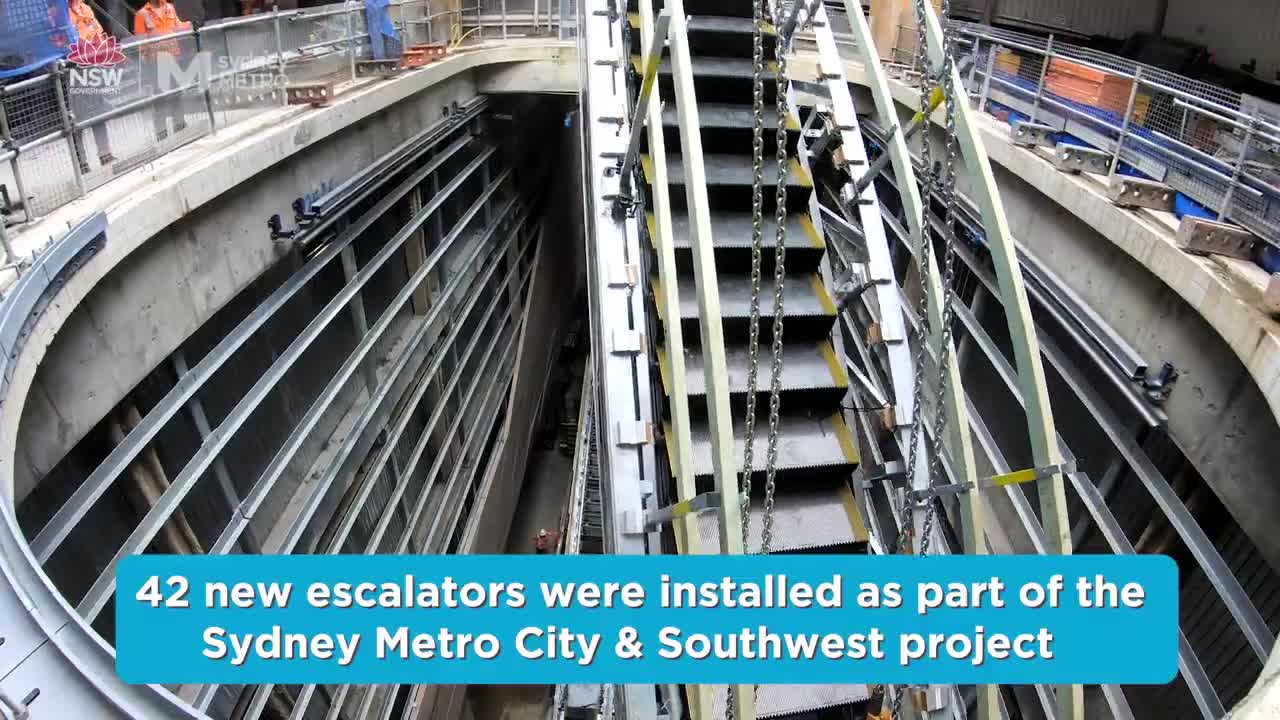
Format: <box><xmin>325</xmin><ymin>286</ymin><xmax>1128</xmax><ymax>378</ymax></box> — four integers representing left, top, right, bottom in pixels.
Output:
<box><xmin>662</xmin><ymin>0</ymin><xmax>753</xmax><ymax>717</ymax></box>
<box><xmin>577</xmin><ymin>0</ymin><xmax>660</xmax><ymax>714</ymax></box>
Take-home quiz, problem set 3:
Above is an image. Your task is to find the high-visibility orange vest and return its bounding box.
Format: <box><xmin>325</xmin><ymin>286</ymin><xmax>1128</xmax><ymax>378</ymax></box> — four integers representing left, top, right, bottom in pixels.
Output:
<box><xmin>70</xmin><ymin>1</ymin><xmax>106</xmax><ymax>43</ymax></box>
<box><xmin>133</xmin><ymin>1</ymin><xmax>187</xmax><ymax>56</ymax></box>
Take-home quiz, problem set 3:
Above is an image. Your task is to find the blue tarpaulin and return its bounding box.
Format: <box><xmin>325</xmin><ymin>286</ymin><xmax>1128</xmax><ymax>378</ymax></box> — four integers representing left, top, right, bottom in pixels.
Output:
<box><xmin>364</xmin><ymin>0</ymin><xmax>402</xmax><ymax>61</ymax></box>
<box><xmin>1</xmin><ymin>0</ymin><xmax>75</xmax><ymax>79</ymax></box>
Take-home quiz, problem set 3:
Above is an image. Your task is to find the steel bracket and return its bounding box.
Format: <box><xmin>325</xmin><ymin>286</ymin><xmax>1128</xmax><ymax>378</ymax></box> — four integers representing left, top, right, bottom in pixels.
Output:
<box><xmin>610</xmin><ymin>329</ymin><xmax>644</xmax><ymax>355</ymax></box>
<box><xmin>1051</xmin><ymin>143</ymin><xmax>1110</xmax><ymax>175</ymax></box>
<box><xmin>607</xmin><ymin>262</ymin><xmax>639</xmax><ymax>288</ymax></box>
<box><xmin>1009</xmin><ymin>119</ymin><xmax>1055</xmax><ymax>148</ymax></box>
<box><xmin>1174</xmin><ymin>216</ymin><xmax>1255</xmax><ymax>259</ymax></box>
<box><xmin>615</xmin><ymin>421</ymin><xmax>653</xmax><ymax>447</ymax></box>
<box><xmin>1108</xmin><ymin>177</ymin><xmax>1175</xmax><ymax>211</ymax></box>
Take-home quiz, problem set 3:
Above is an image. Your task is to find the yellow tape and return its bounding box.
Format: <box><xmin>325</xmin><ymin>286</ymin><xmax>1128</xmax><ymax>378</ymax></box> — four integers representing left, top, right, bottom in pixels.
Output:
<box><xmin>991</xmin><ymin>468</ymin><xmax>1038</xmax><ymax>487</ymax></box>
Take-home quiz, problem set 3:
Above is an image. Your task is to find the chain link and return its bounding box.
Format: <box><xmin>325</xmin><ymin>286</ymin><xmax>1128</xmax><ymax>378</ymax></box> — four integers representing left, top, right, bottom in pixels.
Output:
<box><xmin>761</xmin><ymin>0</ymin><xmax>790</xmax><ymax>558</ymax></box>
<box><xmin>739</xmin><ymin>0</ymin><xmax>769</xmax><ymax>553</ymax></box>
<box><xmin>891</xmin><ymin>0</ymin><xmax>963</xmax><ymax>716</ymax></box>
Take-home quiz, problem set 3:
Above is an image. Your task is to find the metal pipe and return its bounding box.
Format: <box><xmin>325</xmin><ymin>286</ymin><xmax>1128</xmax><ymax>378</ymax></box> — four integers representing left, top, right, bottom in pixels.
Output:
<box><xmin>273</xmin><ymin>5</ymin><xmax>287</xmax><ymax>106</ymax></box>
<box><xmin>978</xmin><ymin>43</ymin><xmax>997</xmax><ymax>113</ymax></box>
<box><xmin>347</xmin><ymin>4</ymin><xmax>358</xmax><ymax>81</ymax></box>
<box><xmin>193</xmin><ymin>26</ymin><xmax>219</xmax><ymax>135</ymax></box>
<box><xmin>0</xmin><ymin>217</ymin><xmax>15</xmax><ymax>264</ymax></box>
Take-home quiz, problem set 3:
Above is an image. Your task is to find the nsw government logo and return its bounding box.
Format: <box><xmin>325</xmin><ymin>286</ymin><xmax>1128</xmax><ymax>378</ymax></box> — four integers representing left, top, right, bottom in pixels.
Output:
<box><xmin>67</xmin><ymin>36</ymin><xmax>128</xmax><ymax>94</ymax></box>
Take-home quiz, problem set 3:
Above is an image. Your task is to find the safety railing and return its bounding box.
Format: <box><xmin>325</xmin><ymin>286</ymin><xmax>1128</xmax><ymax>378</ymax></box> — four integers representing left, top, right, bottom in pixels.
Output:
<box><xmin>0</xmin><ymin>0</ymin><xmax>573</xmax><ymax>246</ymax></box>
<box><xmin>949</xmin><ymin>19</ymin><xmax>1280</xmax><ymax>248</ymax></box>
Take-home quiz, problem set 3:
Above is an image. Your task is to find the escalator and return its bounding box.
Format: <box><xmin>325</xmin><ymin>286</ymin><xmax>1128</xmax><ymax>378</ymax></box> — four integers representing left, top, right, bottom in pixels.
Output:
<box><xmin>628</xmin><ymin>1</ymin><xmax>871</xmax><ymax>715</ymax></box>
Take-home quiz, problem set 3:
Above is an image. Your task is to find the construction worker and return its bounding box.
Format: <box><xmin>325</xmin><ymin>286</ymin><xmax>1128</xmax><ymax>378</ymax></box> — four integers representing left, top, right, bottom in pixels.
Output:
<box><xmin>66</xmin><ymin>0</ymin><xmax>116</xmax><ymax>173</ymax></box>
<box><xmin>133</xmin><ymin>0</ymin><xmax>190</xmax><ymax>142</ymax></box>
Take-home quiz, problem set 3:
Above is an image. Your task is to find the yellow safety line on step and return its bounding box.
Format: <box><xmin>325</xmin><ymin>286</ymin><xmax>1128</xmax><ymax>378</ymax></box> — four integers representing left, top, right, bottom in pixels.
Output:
<box><xmin>831</xmin><ymin>412</ymin><xmax>860</xmax><ymax>465</ymax></box>
<box><xmin>630</xmin><ymin>54</ymin><xmax>643</xmax><ymax>73</ymax></box>
<box><xmin>811</xmin><ymin>274</ymin><xmax>837</xmax><ymax>315</ymax></box>
<box><xmin>651</xmin><ymin>275</ymin><xmax>666</xmax><ymax>320</ymax></box>
<box><xmin>628</xmin><ymin>11</ymin><xmax>639</xmax><ymax>28</ymax></box>
<box><xmin>800</xmin><ymin>213</ymin><xmax>824</xmax><ymax>249</ymax></box>
<box><xmin>791</xmin><ymin>157</ymin><xmax>812</xmax><ymax>187</ymax></box>
<box><xmin>662</xmin><ymin>419</ymin><xmax>681</xmax><ymax>484</ymax></box>
<box><xmin>655</xmin><ymin>345</ymin><xmax>673</xmax><ymax>397</ymax></box>
<box><xmin>645</xmin><ymin>211</ymin><xmax>659</xmax><ymax>249</ymax></box>
<box><xmin>785</xmin><ymin>111</ymin><xmax>801</xmax><ymax>131</ymax></box>
<box><xmin>820</xmin><ymin>341</ymin><xmax>849</xmax><ymax>388</ymax></box>
<box><xmin>640</xmin><ymin>154</ymin><xmax>654</xmax><ymax>181</ymax></box>
<box><xmin>838</xmin><ymin>483</ymin><xmax>870</xmax><ymax>543</ymax></box>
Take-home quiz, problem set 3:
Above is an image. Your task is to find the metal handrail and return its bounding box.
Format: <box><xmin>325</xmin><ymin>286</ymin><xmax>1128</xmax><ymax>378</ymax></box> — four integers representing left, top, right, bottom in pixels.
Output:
<box><xmin>0</xmin><ymin>0</ymin><xmax>571</xmax><ymax>232</ymax></box>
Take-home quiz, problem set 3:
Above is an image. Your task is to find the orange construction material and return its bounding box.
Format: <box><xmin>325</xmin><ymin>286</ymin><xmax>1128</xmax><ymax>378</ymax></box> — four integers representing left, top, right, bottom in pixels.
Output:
<box><xmin>1044</xmin><ymin>58</ymin><xmax>1135</xmax><ymax>115</ymax></box>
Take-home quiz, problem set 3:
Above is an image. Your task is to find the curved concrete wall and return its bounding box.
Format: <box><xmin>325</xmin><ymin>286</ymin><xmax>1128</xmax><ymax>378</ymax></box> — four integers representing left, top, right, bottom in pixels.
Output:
<box><xmin>2</xmin><ymin>41</ymin><xmax>575</xmax><ymax>504</ymax></box>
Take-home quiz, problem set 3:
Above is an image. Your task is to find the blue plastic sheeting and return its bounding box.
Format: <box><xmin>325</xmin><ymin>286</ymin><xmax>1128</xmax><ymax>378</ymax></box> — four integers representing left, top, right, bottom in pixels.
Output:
<box><xmin>1174</xmin><ymin>194</ymin><xmax>1214</xmax><ymax>221</ymax></box>
<box><xmin>1</xmin><ymin>0</ymin><xmax>75</xmax><ymax>79</ymax></box>
<box><xmin>365</xmin><ymin>0</ymin><xmax>402</xmax><ymax>61</ymax></box>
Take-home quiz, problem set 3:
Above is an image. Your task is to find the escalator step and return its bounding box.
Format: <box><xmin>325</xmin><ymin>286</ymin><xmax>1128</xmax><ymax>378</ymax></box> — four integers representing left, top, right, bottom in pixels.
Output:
<box><xmin>656</xmin><ymin>339</ymin><xmax>849</xmax><ymax>412</ymax></box>
<box><xmin>681</xmin><ymin>412</ymin><xmax>860</xmax><ymax>494</ymax></box>
<box><xmin>627</xmin><ymin>13</ymin><xmax>778</xmax><ymax>59</ymax></box>
<box><xmin>713</xmin><ymin>684</ymin><xmax>872</xmax><ymax>719</ymax></box>
<box><xmin>687</xmin><ymin>485</ymin><xmax>869</xmax><ymax>555</ymax></box>
<box><xmin>652</xmin><ymin>271</ymin><xmax>837</xmax><ymax>342</ymax></box>
<box><xmin>636</xmin><ymin>55</ymin><xmax>779</xmax><ymax>105</ymax></box>
<box><xmin>649</xmin><ymin>102</ymin><xmax>799</xmax><ymax>155</ymax></box>
<box><xmin>642</xmin><ymin>152</ymin><xmax>811</xmax><ymax>214</ymax></box>
<box><xmin>645</xmin><ymin>210</ymin><xmax>824</xmax><ymax>274</ymax></box>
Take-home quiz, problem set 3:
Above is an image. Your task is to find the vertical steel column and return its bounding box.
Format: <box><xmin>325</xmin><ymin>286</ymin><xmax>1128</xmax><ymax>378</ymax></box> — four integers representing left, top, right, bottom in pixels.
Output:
<box><xmin>919</xmin><ymin>7</ymin><xmax>1080</xmax><ymax>719</ymax></box>
<box><xmin>1029</xmin><ymin>33</ymin><xmax>1053</xmax><ymax>123</ymax></box>
<box><xmin>51</xmin><ymin>64</ymin><xmax>87</xmax><ymax>198</ymax></box>
<box><xmin>171</xmin><ymin>353</ymin><xmax>260</xmax><ymax>554</ymax></box>
<box><xmin>0</xmin><ymin>213</ymin><xmax>14</xmax><ymax>265</ymax></box>
<box><xmin>1109</xmin><ymin>67</ymin><xmax>1142</xmax><ymax>178</ymax></box>
<box><xmin>1220</xmin><ymin>116</ymin><xmax>1255</xmax><ymax>221</ymax></box>
<box><xmin>966</xmin><ymin>36</ymin><xmax>980</xmax><ymax>94</ymax></box>
<box><xmin>339</xmin><ymin>242</ymin><xmax>380</xmax><ymax>394</ymax></box>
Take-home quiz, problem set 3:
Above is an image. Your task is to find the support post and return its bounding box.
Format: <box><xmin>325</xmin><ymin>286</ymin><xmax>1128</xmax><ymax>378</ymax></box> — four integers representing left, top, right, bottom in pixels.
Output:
<box><xmin>1109</xmin><ymin>67</ymin><xmax>1142</xmax><ymax>178</ymax></box>
<box><xmin>1220</xmin><ymin>117</ymin><xmax>1255</xmax><ymax>221</ymax></box>
<box><xmin>920</xmin><ymin>5</ymin><xmax>1081</xmax><ymax>719</ymax></box>
<box><xmin>1030</xmin><ymin>34</ymin><xmax>1053</xmax><ymax>124</ymax></box>
<box><xmin>978</xmin><ymin>43</ymin><xmax>997</xmax><ymax>113</ymax></box>
<box><xmin>347</xmin><ymin>5</ymin><xmax>358</xmax><ymax>81</ymax></box>
<box><xmin>841</xmin><ymin>3</ymin><xmax>989</xmax><ymax>718</ymax></box>
<box><xmin>274</xmin><ymin>5</ymin><xmax>287</xmax><ymax>106</ymax></box>
<box><xmin>666</xmin><ymin>0</ymin><xmax>752</xmax><ymax>717</ymax></box>
<box><xmin>638</xmin><ymin>0</ymin><xmax>707</xmax><ymax>711</ymax></box>
<box><xmin>339</xmin><ymin>242</ymin><xmax>380</xmax><ymax>394</ymax></box>
<box><xmin>51</xmin><ymin>64</ymin><xmax>87</xmax><ymax>197</ymax></box>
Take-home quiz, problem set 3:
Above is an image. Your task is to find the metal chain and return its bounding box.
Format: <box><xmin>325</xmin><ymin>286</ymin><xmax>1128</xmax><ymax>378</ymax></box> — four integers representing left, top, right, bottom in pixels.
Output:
<box><xmin>761</xmin><ymin>0</ymin><xmax>790</xmax><ymax>557</ymax></box>
<box><xmin>738</xmin><ymin>0</ymin><xmax>769</xmax><ymax>553</ymax></box>
<box><xmin>892</xmin><ymin>0</ymin><xmax>963</xmax><ymax>716</ymax></box>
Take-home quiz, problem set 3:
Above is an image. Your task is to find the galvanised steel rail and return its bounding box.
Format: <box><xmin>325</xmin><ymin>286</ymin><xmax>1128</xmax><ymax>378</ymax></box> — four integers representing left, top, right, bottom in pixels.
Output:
<box><xmin>0</xmin><ymin>105</ymin><xmax>537</xmax><ymax>718</ymax></box>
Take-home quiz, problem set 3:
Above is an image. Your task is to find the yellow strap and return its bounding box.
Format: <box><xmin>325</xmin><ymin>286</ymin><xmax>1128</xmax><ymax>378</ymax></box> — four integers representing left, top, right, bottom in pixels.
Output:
<box><xmin>990</xmin><ymin>467</ymin><xmax>1038</xmax><ymax>487</ymax></box>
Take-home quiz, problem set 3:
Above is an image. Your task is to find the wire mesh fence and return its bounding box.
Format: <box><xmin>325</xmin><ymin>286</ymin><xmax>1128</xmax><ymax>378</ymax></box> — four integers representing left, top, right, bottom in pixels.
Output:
<box><xmin>1</xmin><ymin>0</ymin><xmax>577</xmax><ymax>230</ymax></box>
<box><xmin>943</xmin><ymin>18</ymin><xmax>1280</xmax><ymax>247</ymax></box>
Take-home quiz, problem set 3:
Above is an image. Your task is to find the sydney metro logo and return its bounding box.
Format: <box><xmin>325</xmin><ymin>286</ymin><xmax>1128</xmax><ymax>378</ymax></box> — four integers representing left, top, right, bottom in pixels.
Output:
<box><xmin>67</xmin><ymin>37</ymin><xmax>127</xmax><ymax>92</ymax></box>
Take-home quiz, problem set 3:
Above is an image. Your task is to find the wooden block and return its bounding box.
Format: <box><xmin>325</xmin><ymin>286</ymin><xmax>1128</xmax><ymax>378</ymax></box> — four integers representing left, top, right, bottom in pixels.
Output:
<box><xmin>1264</xmin><ymin>274</ymin><xmax>1280</xmax><ymax>315</ymax></box>
<box><xmin>409</xmin><ymin>42</ymin><xmax>448</xmax><ymax>60</ymax></box>
<box><xmin>1107</xmin><ymin>177</ymin><xmax>1174</xmax><ymax>211</ymax></box>
<box><xmin>286</xmin><ymin>81</ymin><xmax>335</xmax><ymax>107</ymax></box>
<box><xmin>1175</xmin><ymin>216</ymin><xmax>1256</xmax><ymax>259</ymax></box>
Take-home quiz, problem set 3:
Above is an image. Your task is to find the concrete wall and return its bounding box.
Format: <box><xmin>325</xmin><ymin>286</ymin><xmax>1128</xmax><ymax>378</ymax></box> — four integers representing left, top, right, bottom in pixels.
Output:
<box><xmin>4</xmin><ymin>41</ymin><xmax>575</xmax><ymax>503</ymax></box>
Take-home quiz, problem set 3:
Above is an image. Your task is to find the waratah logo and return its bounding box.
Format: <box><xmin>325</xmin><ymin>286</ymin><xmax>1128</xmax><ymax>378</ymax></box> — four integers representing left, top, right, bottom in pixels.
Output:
<box><xmin>67</xmin><ymin>36</ymin><xmax>127</xmax><ymax>68</ymax></box>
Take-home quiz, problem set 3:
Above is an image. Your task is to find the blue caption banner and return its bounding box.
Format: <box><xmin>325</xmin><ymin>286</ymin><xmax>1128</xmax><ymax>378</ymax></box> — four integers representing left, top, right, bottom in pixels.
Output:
<box><xmin>116</xmin><ymin>554</ymin><xmax>1177</xmax><ymax>685</ymax></box>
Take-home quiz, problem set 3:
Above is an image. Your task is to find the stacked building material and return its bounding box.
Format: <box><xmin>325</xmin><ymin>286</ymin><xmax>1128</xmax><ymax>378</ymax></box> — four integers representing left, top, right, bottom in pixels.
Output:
<box><xmin>1045</xmin><ymin>57</ymin><xmax>1137</xmax><ymax>114</ymax></box>
<box><xmin>994</xmin><ymin>47</ymin><xmax>1022</xmax><ymax>76</ymax></box>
